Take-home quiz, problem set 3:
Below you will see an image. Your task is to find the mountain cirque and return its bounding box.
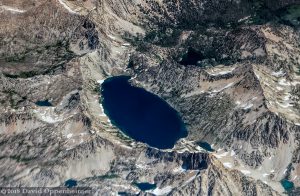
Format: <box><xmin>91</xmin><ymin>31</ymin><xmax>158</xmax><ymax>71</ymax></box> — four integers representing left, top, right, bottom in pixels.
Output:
<box><xmin>0</xmin><ymin>0</ymin><xmax>300</xmax><ymax>195</ymax></box>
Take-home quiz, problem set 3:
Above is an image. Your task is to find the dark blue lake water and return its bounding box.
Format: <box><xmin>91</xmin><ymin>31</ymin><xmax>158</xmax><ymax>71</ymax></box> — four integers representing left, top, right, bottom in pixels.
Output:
<box><xmin>35</xmin><ymin>100</ymin><xmax>52</xmax><ymax>107</ymax></box>
<box><xmin>118</xmin><ymin>192</ymin><xmax>129</xmax><ymax>196</ymax></box>
<box><xmin>197</xmin><ymin>141</ymin><xmax>214</xmax><ymax>152</ymax></box>
<box><xmin>133</xmin><ymin>182</ymin><xmax>157</xmax><ymax>191</ymax></box>
<box><xmin>101</xmin><ymin>76</ymin><xmax>187</xmax><ymax>149</ymax></box>
<box><xmin>281</xmin><ymin>179</ymin><xmax>294</xmax><ymax>192</ymax></box>
<box><xmin>64</xmin><ymin>179</ymin><xmax>77</xmax><ymax>188</ymax></box>
<box><xmin>179</xmin><ymin>47</ymin><xmax>204</xmax><ymax>66</ymax></box>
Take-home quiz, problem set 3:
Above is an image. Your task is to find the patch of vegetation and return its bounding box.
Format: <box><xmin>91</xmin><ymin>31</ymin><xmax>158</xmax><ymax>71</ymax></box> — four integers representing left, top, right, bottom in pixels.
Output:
<box><xmin>122</xmin><ymin>32</ymin><xmax>144</xmax><ymax>47</ymax></box>
<box><xmin>250</xmin><ymin>3</ymin><xmax>300</xmax><ymax>27</ymax></box>
<box><xmin>144</xmin><ymin>28</ymin><xmax>181</xmax><ymax>47</ymax></box>
<box><xmin>1</xmin><ymin>89</ymin><xmax>27</xmax><ymax>109</ymax></box>
<box><xmin>4</xmin><ymin>71</ymin><xmax>38</xmax><ymax>79</ymax></box>
<box><xmin>291</xmin><ymin>85</ymin><xmax>300</xmax><ymax>112</ymax></box>
<box><xmin>3</xmin><ymin>90</ymin><xmax>17</xmax><ymax>108</ymax></box>
<box><xmin>97</xmin><ymin>174</ymin><xmax>119</xmax><ymax>180</ymax></box>
<box><xmin>3</xmin><ymin>39</ymin><xmax>75</xmax><ymax>79</ymax></box>
<box><xmin>277</xmin><ymin>5</ymin><xmax>300</xmax><ymax>27</ymax></box>
<box><xmin>289</xmin><ymin>187</ymin><xmax>300</xmax><ymax>196</ymax></box>
<box><xmin>11</xmin><ymin>155</ymin><xmax>37</xmax><ymax>163</ymax></box>
<box><xmin>250</xmin><ymin>0</ymin><xmax>272</xmax><ymax>24</ymax></box>
<box><xmin>93</xmin><ymin>84</ymin><xmax>100</xmax><ymax>94</ymax></box>
<box><xmin>0</xmin><ymin>155</ymin><xmax>37</xmax><ymax>163</ymax></box>
<box><xmin>122</xmin><ymin>27</ymin><xmax>181</xmax><ymax>51</ymax></box>
<box><xmin>136</xmin><ymin>42</ymin><xmax>152</xmax><ymax>53</ymax></box>
<box><xmin>42</xmin><ymin>62</ymin><xmax>66</xmax><ymax>75</ymax></box>
<box><xmin>4</xmin><ymin>54</ymin><xmax>26</xmax><ymax>62</ymax></box>
<box><xmin>245</xmin><ymin>1</ymin><xmax>300</xmax><ymax>26</ymax></box>
<box><xmin>115</xmin><ymin>131</ymin><xmax>132</xmax><ymax>142</ymax></box>
<box><xmin>45</xmin><ymin>40</ymin><xmax>65</xmax><ymax>50</ymax></box>
<box><xmin>78</xmin><ymin>173</ymin><xmax>119</xmax><ymax>182</ymax></box>
<box><xmin>3</xmin><ymin>61</ymin><xmax>67</xmax><ymax>79</ymax></box>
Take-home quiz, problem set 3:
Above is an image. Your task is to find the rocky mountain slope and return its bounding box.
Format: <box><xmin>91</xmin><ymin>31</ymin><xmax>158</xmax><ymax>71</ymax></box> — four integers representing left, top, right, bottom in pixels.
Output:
<box><xmin>0</xmin><ymin>0</ymin><xmax>300</xmax><ymax>195</ymax></box>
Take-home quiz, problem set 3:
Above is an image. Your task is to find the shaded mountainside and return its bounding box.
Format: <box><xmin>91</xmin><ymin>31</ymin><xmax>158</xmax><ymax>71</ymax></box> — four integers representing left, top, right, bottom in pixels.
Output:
<box><xmin>0</xmin><ymin>0</ymin><xmax>99</xmax><ymax>76</ymax></box>
<box><xmin>0</xmin><ymin>0</ymin><xmax>300</xmax><ymax>195</ymax></box>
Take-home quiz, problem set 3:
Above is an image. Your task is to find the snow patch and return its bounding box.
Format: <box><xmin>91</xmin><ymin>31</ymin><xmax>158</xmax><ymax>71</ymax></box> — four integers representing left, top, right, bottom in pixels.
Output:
<box><xmin>291</xmin><ymin>81</ymin><xmax>300</xmax><ymax>86</ymax></box>
<box><xmin>97</xmin><ymin>79</ymin><xmax>105</xmax><ymax>84</ymax></box>
<box><xmin>173</xmin><ymin>166</ymin><xmax>186</xmax><ymax>173</ymax></box>
<box><xmin>208</xmin><ymin>68</ymin><xmax>235</xmax><ymax>76</ymax></box>
<box><xmin>183</xmin><ymin>175</ymin><xmax>197</xmax><ymax>186</ymax></box>
<box><xmin>33</xmin><ymin>109</ymin><xmax>63</xmax><ymax>124</ymax></box>
<box><xmin>238</xmin><ymin>15</ymin><xmax>251</xmax><ymax>22</ymax></box>
<box><xmin>99</xmin><ymin>104</ymin><xmax>109</xmax><ymax>118</ymax></box>
<box><xmin>1</xmin><ymin>5</ymin><xmax>25</xmax><ymax>13</ymax></box>
<box><xmin>278</xmin><ymin>78</ymin><xmax>290</xmax><ymax>86</ymax></box>
<box><xmin>276</xmin><ymin>101</ymin><xmax>292</xmax><ymax>108</ymax></box>
<box><xmin>106</xmin><ymin>118</ymin><xmax>112</xmax><ymax>125</ymax></box>
<box><xmin>243</xmin><ymin>103</ymin><xmax>253</xmax><ymax>110</ymax></box>
<box><xmin>230</xmin><ymin>150</ymin><xmax>236</xmax><ymax>156</ymax></box>
<box><xmin>272</xmin><ymin>70</ymin><xmax>285</xmax><ymax>77</ymax></box>
<box><xmin>283</xmin><ymin>169</ymin><xmax>287</xmax><ymax>174</ymax></box>
<box><xmin>293</xmin><ymin>175</ymin><xmax>297</xmax><ymax>180</ymax></box>
<box><xmin>240</xmin><ymin>170</ymin><xmax>251</xmax><ymax>175</ymax></box>
<box><xmin>108</xmin><ymin>35</ymin><xmax>116</xmax><ymax>40</ymax></box>
<box><xmin>148</xmin><ymin>186</ymin><xmax>173</xmax><ymax>196</ymax></box>
<box><xmin>66</xmin><ymin>133</ymin><xmax>73</xmax><ymax>139</ymax></box>
<box><xmin>181</xmin><ymin>90</ymin><xmax>204</xmax><ymax>98</ymax></box>
<box><xmin>283</xmin><ymin>94</ymin><xmax>290</xmax><ymax>101</ymax></box>
<box><xmin>122</xmin><ymin>43</ymin><xmax>131</xmax><ymax>46</ymax></box>
<box><xmin>58</xmin><ymin>0</ymin><xmax>78</xmax><ymax>14</ymax></box>
<box><xmin>212</xmin><ymin>82</ymin><xmax>234</xmax><ymax>93</ymax></box>
<box><xmin>223</xmin><ymin>162</ymin><xmax>233</xmax><ymax>168</ymax></box>
<box><xmin>214</xmin><ymin>151</ymin><xmax>229</xmax><ymax>159</ymax></box>
<box><xmin>136</xmin><ymin>164</ymin><xmax>147</xmax><ymax>169</ymax></box>
<box><xmin>113</xmin><ymin>184</ymin><xmax>130</xmax><ymax>190</ymax></box>
<box><xmin>269</xmin><ymin>156</ymin><xmax>273</xmax><ymax>160</ymax></box>
<box><xmin>263</xmin><ymin>173</ymin><xmax>270</xmax><ymax>177</ymax></box>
